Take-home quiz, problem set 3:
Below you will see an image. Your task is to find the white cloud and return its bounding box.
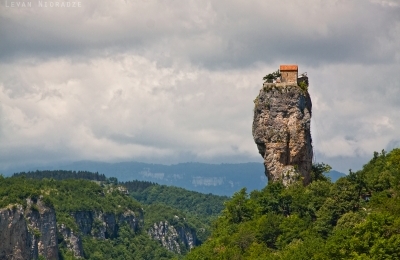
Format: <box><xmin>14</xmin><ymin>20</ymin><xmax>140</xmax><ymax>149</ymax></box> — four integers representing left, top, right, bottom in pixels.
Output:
<box><xmin>0</xmin><ymin>55</ymin><xmax>268</xmax><ymax>167</ymax></box>
<box><xmin>309</xmin><ymin>62</ymin><xmax>400</xmax><ymax>171</ymax></box>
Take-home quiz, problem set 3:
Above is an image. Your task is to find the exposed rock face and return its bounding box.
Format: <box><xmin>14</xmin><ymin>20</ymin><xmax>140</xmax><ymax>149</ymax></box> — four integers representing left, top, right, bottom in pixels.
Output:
<box><xmin>26</xmin><ymin>198</ymin><xmax>58</xmax><ymax>260</ymax></box>
<box><xmin>0</xmin><ymin>199</ymin><xmax>58</xmax><ymax>260</ymax></box>
<box><xmin>72</xmin><ymin>210</ymin><xmax>142</xmax><ymax>240</ymax></box>
<box><xmin>0</xmin><ymin>200</ymin><xmax>143</xmax><ymax>259</ymax></box>
<box><xmin>148</xmin><ymin>221</ymin><xmax>197</xmax><ymax>254</ymax></box>
<box><xmin>119</xmin><ymin>210</ymin><xmax>143</xmax><ymax>233</ymax></box>
<box><xmin>252</xmin><ymin>82</ymin><xmax>313</xmax><ymax>185</ymax></box>
<box><xmin>58</xmin><ymin>224</ymin><xmax>84</xmax><ymax>258</ymax></box>
<box><xmin>56</xmin><ymin>210</ymin><xmax>143</xmax><ymax>257</ymax></box>
<box><xmin>0</xmin><ymin>205</ymin><xmax>31</xmax><ymax>260</ymax></box>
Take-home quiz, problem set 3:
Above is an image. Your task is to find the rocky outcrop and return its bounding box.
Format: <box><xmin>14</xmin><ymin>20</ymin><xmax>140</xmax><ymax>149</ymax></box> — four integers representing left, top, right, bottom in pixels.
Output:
<box><xmin>0</xmin><ymin>199</ymin><xmax>58</xmax><ymax>260</ymax></box>
<box><xmin>148</xmin><ymin>221</ymin><xmax>197</xmax><ymax>254</ymax></box>
<box><xmin>55</xmin><ymin>210</ymin><xmax>143</xmax><ymax>257</ymax></box>
<box><xmin>72</xmin><ymin>209</ymin><xmax>142</xmax><ymax>240</ymax></box>
<box><xmin>26</xmin><ymin>198</ymin><xmax>58</xmax><ymax>259</ymax></box>
<box><xmin>0</xmin><ymin>205</ymin><xmax>31</xmax><ymax>260</ymax></box>
<box><xmin>176</xmin><ymin>226</ymin><xmax>197</xmax><ymax>251</ymax></box>
<box><xmin>58</xmin><ymin>224</ymin><xmax>83</xmax><ymax>258</ymax></box>
<box><xmin>0</xmin><ymin>199</ymin><xmax>143</xmax><ymax>259</ymax></box>
<box><xmin>252</xmin><ymin>82</ymin><xmax>313</xmax><ymax>185</ymax></box>
<box><xmin>119</xmin><ymin>210</ymin><xmax>142</xmax><ymax>233</ymax></box>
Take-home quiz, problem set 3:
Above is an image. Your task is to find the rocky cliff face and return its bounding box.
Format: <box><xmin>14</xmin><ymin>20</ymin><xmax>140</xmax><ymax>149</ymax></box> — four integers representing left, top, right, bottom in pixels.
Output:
<box><xmin>72</xmin><ymin>209</ymin><xmax>142</xmax><ymax>239</ymax></box>
<box><xmin>148</xmin><ymin>221</ymin><xmax>197</xmax><ymax>254</ymax></box>
<box><xmin>56</xmin><ymin>209</ymin><xmax>142</xmax><ymax>258</ymax></box>
<box><xmin>58</xmin><ymin>224</ymin><xmax>84</xmax><ymax>258</ymax></box>
<box><xmin>0</xmin><ymin>205</ymin><xmax>31</xmax><ymax>260</ymax></box>
<box><xmin>26</xmin><ymin>198</ymin><xmax>59</xmax><ymax>259</ymax></box>
<box><xmin>0</xmin><ymin>199</ymin><xmax>58</xmax><ymax>260</ymax></box>
<box><xmin>0</xmin><ymin>199</ymin><xmax>143</xmax><ymax>259</ymax></box>
<box><xmin>252</xmin><ymin>82</ymin><xmax>313</xmax><ymax>185</ymax></box>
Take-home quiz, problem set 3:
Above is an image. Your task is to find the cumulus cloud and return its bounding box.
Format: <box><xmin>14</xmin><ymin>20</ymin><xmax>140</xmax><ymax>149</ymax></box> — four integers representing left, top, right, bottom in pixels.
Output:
<box><xmin>0</xmin><ymin>0</ymin><xmax>399</xmax><ymax>172</ymax></box>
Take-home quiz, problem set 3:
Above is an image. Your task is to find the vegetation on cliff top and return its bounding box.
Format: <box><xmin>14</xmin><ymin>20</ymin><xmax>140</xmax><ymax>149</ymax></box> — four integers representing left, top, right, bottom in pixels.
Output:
<box><xmin>263</xmin><ymin>70</ymin><xmax>281</xmax><ymax>83</ymax></box>
<box><xmin>186</xmin><ymin>148</ymin><xmax>400</xmax><ymax>259</ymax></box>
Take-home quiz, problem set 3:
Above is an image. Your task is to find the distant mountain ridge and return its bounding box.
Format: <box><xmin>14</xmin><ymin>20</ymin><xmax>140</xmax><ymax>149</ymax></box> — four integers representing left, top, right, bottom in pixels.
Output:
<box><xmin>6</xmin><ymin>161</ymin><xmax>266</xmax><ymax>196</ymax></box>
<box><xmin>3</xmin><ymin>161</ymin><xmax>345</xmax><ymax>196</ymax></box>
<box><xmin>325</xmin><ymin>170</ymin><xmax>346</xmax><ymax>182</ymax></box>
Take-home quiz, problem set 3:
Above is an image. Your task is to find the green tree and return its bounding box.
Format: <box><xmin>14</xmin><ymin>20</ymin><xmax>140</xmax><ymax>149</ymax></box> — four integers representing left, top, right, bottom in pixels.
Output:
<box><xmin>223</xmin><ymin>188</ymin><xmax>253</xmax><ymax>224</ymax></box>
<box><xmin>263</xmin><ymin>70</ymin><xmax>281</xmax><ymax>83</ymax></box>
<box><xmin>311</xmin><ymin>163</ymin><xmax>332</xmax><ymax>182</ymax></box>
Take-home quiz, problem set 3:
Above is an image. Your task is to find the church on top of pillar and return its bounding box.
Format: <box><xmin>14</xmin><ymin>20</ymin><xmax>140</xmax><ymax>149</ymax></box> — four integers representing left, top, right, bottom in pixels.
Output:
<box><xmin>280</xmin><ymin>64</ymin><xmax>298</xmax><ymax>83</ymax></box>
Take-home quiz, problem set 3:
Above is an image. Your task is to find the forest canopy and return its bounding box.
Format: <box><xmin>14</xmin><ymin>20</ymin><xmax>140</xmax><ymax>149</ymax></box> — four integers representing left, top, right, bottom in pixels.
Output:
<box><xmin>186</xmin><ymin>148</ymin><xmax>400</xmax><ymax>260</ymax></box>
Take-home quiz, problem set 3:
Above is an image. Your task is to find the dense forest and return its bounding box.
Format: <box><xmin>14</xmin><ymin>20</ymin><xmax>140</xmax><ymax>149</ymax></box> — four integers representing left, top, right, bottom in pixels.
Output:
<box><xmin>186</xmin><ymin>149</ymin><xmax>400</xmax><ymax>259</ymax></box>
<box><xmin>129</xmin><ymin>183</ymin><xmax>228</xmax><ymax>217</ymax></box>
<box><xmin>12</xmin><ymin>170</ymin><xmax>109</xmax><ymax>182</ymax></box>
<box><xmin>128</xmin><ymin>183</ymin><xmax>228</xmax><ymax>244</ymax></box>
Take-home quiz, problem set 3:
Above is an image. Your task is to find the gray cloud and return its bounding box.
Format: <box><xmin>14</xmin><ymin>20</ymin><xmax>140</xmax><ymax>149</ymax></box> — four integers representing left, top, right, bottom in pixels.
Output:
<box><xmin>1</xmin><ymin>0</ymin><xmax>399</xmax><ymax>67</ymax></box>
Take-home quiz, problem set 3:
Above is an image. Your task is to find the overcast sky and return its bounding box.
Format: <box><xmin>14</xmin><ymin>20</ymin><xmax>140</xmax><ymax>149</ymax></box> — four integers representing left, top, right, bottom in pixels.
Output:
<box><xmin>1</xmin><ymin>0</ymin><xmax>399</xmax><ymax>174</ymax></box>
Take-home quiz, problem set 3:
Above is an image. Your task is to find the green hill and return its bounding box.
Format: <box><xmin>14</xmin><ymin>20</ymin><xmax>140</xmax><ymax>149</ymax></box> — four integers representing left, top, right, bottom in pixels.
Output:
<box><xmin>126</xmin><ymin>182</ymin><xmax>229</xmax><ymax>244</ymax></box>
<box><xmin>1</xmin><ymin>171</ymin><xmax>228</xmax><ymax>259</ymax></box>
<box><xmin>128</xmin><ymin>182</ymin><xmax>228</xmax><ymax>217</ymax></box>
<box><xmin>0</xmin><ymin>175</ymin><xmax>177</xmax><ymax>260</ymax></box>
<box><xmin>185</xmin><ymin>149</ymin><xmax>400</xmax><ymax>259</ymax></box>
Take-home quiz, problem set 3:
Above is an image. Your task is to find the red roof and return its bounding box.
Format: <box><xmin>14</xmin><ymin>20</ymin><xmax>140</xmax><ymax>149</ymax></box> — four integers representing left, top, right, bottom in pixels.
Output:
<box><xmin>280</xmin><ymin>65</ymin><xmax>298</xmax><ymax>71</ymax></box>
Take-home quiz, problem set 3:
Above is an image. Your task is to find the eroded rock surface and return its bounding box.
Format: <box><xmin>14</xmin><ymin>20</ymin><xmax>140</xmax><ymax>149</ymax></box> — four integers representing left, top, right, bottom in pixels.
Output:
<box><xmin>72</xmin><ymin>209</ymin><xmax>142</xmax><ymax>240</ymax></box>
<box><xmin>26</xmin><ymin>198</ymin><xmax>58</xmax><ymax>260</ymax></box>
<box><xmin>0</xmin><ymin>205</ymin><xmax>31</xmax><ymax>260</ymax></box>
<box><xmin>252</xmin><ymin>83</ymin><xmax>313</xmax><ymax>185</ymax></box>
<box><xmin>58</xmin><ymin>224</ymin><xmax>84</xmax><ymax>258</ymax></box>
<box><xmin>0</xmin><ymin>200</ymin><xmax>143</xmax><ymax>259</ymax></box>
<box><xmin>0</xmin><ymin>199</ymin><xmax>58</xmax><ymax>260</ymax></box>
<box><xmin>148</xmin><ymin>220</ymin><xmax>197</xmax><ymax>254</ymax></box>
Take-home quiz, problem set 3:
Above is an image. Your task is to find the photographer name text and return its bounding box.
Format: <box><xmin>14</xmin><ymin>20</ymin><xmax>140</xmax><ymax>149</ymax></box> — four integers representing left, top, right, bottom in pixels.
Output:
<box><xmin>5</xmin><ymin>1</ymin><xmax>82</xmax><ymax>7</ymax></box>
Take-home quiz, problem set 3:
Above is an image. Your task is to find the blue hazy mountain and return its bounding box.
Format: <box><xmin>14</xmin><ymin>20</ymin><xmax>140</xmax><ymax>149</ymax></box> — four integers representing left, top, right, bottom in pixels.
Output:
<box><xmin>325</xmin><ymin>170</ymin><xmax>347</xmax><ymax>182</ymax></box>
<box><xmin>9</xmin><ymin>161</ymin><xmax>266</xmax><ymax>196</ymax></box>
<box><xmin>4</xmin><ymin>161</ymin><xmax>345</xmax><ymax>196</ymax></box>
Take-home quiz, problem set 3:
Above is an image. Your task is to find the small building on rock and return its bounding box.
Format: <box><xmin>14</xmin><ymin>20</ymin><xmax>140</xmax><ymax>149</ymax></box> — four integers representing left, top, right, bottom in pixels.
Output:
<box><xmin>280</xmin><ymin>65</ymin><xmax>298</xmax><ymax>83</ymax></box>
